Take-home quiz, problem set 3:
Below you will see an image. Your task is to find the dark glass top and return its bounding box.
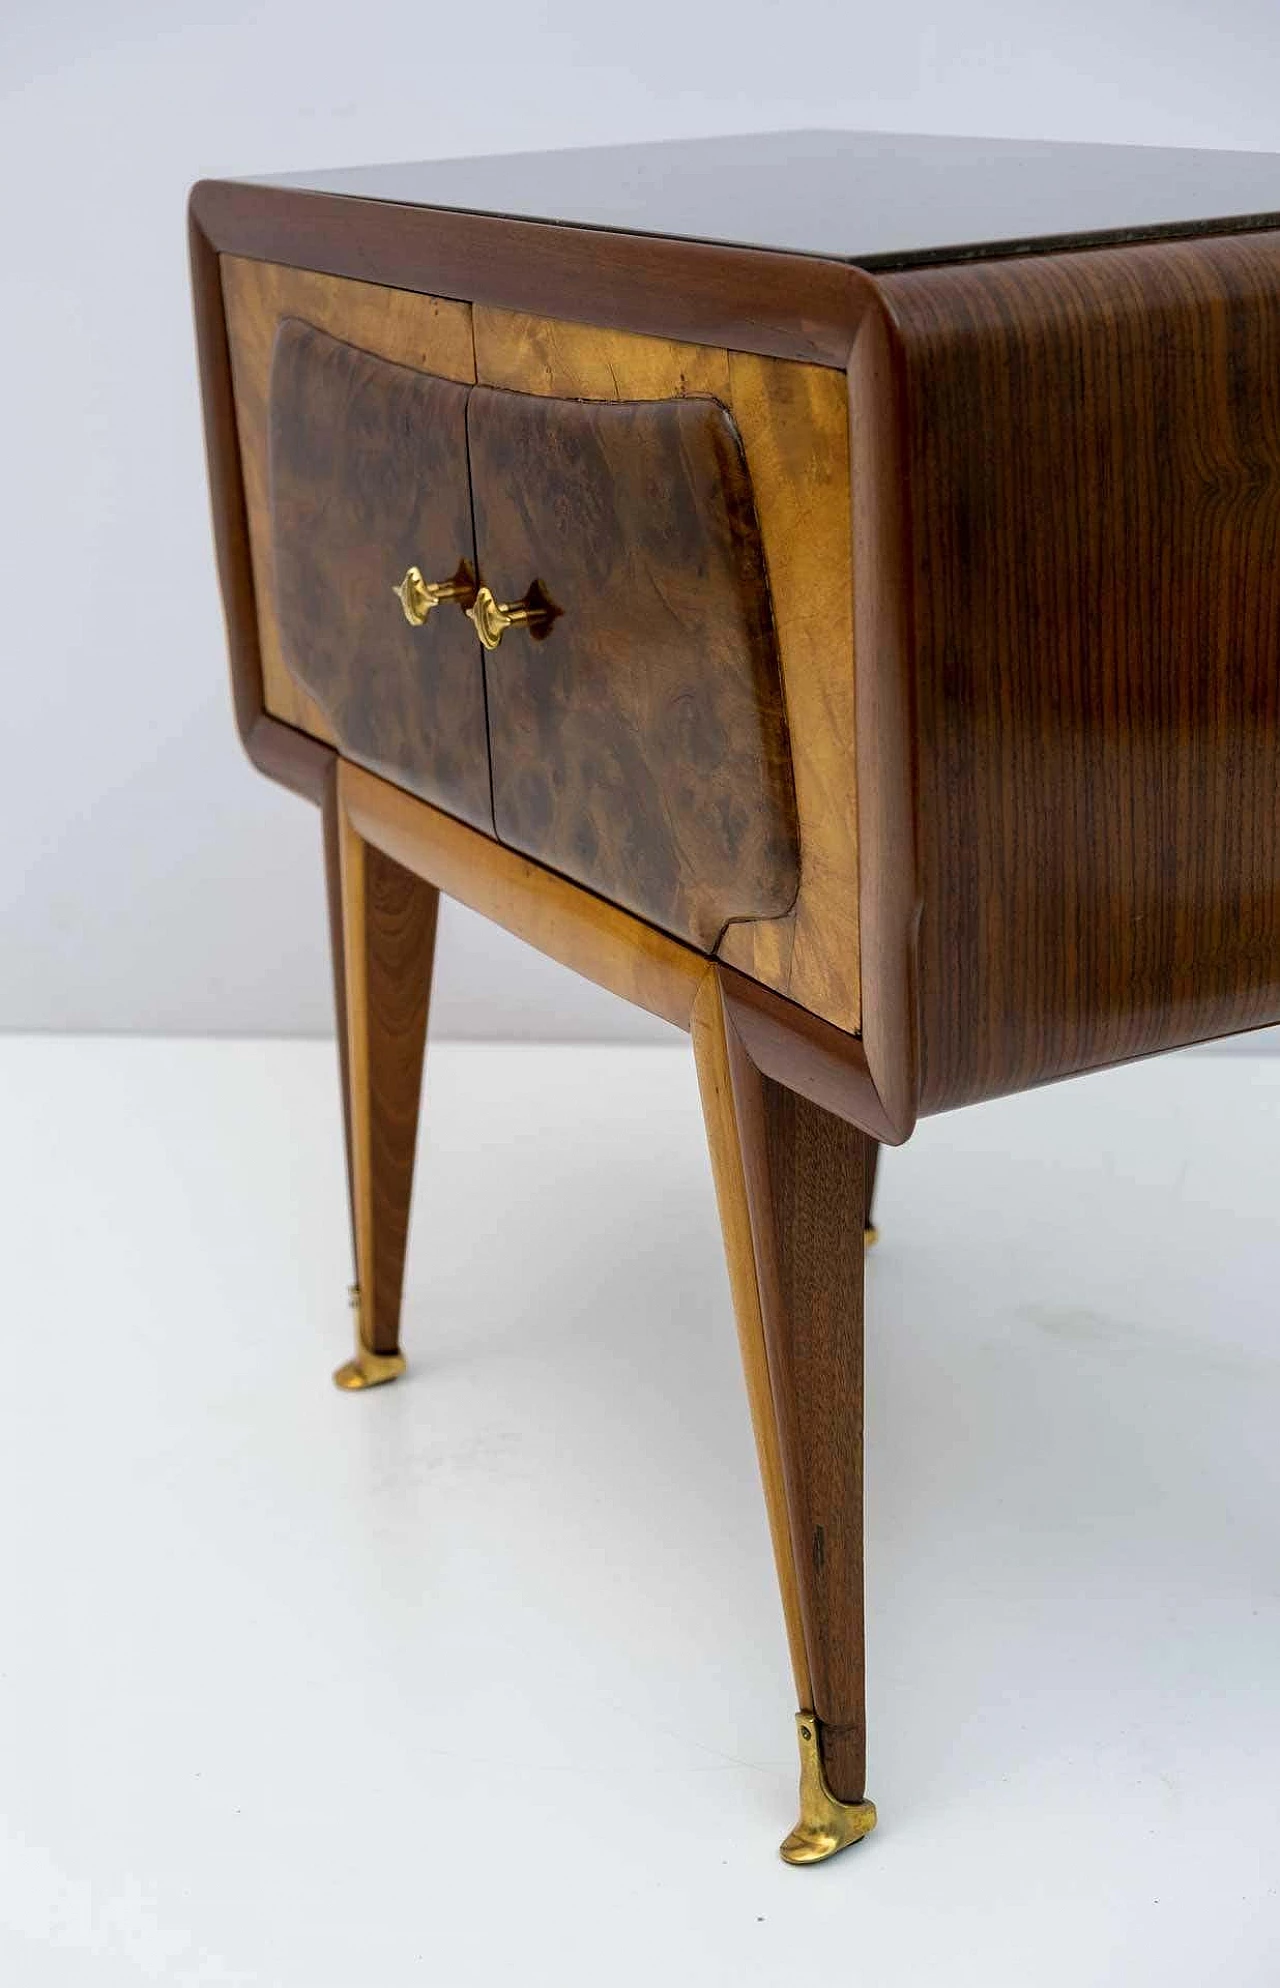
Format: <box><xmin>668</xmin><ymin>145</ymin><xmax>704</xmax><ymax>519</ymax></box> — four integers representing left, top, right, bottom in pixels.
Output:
<box><xmin>251</xmin><ymin>129</ymin><xmax>1280</xmax><ymax>270</ymax></box>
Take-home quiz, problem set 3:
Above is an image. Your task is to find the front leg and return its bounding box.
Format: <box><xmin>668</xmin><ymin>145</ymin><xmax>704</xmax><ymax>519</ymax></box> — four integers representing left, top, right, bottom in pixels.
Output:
<box><xmin>692</xmin><ymin>970</ymin><xmax>876</xmax><ymax>1863</ymax></box>
<box><xmin>328</xmin><ymin>776</ymin><xmax>439</xmax><ymax>1389</ymax></box>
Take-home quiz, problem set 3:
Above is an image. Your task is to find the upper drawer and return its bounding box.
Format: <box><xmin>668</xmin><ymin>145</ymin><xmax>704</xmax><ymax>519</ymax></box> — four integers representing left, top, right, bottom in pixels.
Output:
<box><xmin>267</xmin><ymin>321</ymin><xmax>800</xmax><ymax>950</ymax></box>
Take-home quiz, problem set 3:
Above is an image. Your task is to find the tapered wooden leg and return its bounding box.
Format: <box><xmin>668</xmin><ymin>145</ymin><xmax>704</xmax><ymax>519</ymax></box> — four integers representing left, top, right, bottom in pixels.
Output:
<box><xmin>692</xmin><ymin>970</ymin><xmax>876</xmax><ymax>1863</ymax></box>
<box><xmin>321</xmin><ymin>765</ymin><xmax>356</xmax><ymax>1264</ymax></box>
<box><xmin>864</xmin><ymin>1137</ymin><xmax>881</xmax><ymax>1245</ymax></box>
<box><xmin>329</xmin><ymin>788</ymin><xmax>438</xmax><ymax>1390</ymax></box>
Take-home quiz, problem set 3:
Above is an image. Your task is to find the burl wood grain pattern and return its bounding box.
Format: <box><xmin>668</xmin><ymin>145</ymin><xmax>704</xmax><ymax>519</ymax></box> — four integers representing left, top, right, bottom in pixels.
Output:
<box><xmin>270</xmin><ymin>321</ymin><xmax>492</xmax><ymax>831</ymax></box>
<box><xmin>337</xmin><ymin>801</ymin><xmax>439</xmax><ymax>1356</ymax></box>
<box><xmin>880</xmin><ymin>231</ymin><xmax>1280</xmax><ymax>1112</ymax></box>
<box><xmin>475</xmin><ymin>308</ymin><xmax>861</xmax><ymax>1032</ymax></box>
<box><xmin>467</xmin><ymin>383</ymin><xmax>800</xmax><ymax>950</ymax></box>
<box><xmin>693</xmin><ymin>972</ymin><xmax>870</xmax><ymax>1803</ymax></box>
<box><xmin>220</xmin><ymin>256</ymin><xmax>476</xmax><ymax>743</ymax></box>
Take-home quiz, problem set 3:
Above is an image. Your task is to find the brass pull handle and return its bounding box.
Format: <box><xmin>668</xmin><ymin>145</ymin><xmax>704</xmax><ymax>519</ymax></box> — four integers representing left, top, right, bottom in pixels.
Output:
<box><xmin>393</xmin><ymin>565</ymin><xmax>473</xmax><ymax>627</ymax></box>
<box><xmin>466</xmin><ymin>584</ymin><xmax>551</xmax><ymax>652</ymax></box>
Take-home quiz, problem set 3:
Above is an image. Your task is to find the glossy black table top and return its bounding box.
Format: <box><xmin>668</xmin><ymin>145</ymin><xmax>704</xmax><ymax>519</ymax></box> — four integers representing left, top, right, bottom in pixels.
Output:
<box><xmin>251</xmin><ymin>129</ymin><xmax>1280</xmax><ymax>270</ymax></box>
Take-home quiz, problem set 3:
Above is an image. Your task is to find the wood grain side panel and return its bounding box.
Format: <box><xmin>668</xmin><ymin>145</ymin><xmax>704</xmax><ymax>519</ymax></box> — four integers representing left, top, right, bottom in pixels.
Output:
<box><xmin>881</xmin><ymin>232</ymin><xmax>1280</xmax><ymax>1110</ymax></box>
<box><xmin>474</xmin><ymin>308</ymin><xmax>861</xmax><ymax>1032</ymax></box>
<box><xmin>220</xmin><ymin>256</ymin><xmax>476</xmax><ymax>742</ymax></box>
<box><xmin>468</xmin><ymin>385</ymin><xmax>799</xmax><ymax>948</ymax></box>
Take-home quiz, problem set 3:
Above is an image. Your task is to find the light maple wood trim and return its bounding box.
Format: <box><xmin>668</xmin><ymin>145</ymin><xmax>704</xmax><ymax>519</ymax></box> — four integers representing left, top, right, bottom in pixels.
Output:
<box><xmin>473</xmin><ymin>306</ymin><xmax>861</xmax><ymax>1036</ymax></box>
<box><xmin>690</xmin><ymin>971</ymin><xmax>813</xmax><ymax>1708</ymax></box>
<box><xmin>220</xmin><ymin>256</ymin><xmax>476</xmax><ymax>744</ymax></box>
<box><xmin>718</xmin><ymin>353</ymin><xmax>858</xmax><ymax>1030</ymax></box>
<box><xmin>339</xmin><ymin>761</ymin><xmax>705</xmax><ymax>1031</ymax></box>
<box><xmin>473</xmin><ymin>307</ymin><xmax>732</xmax><ymax>398</ymax></box>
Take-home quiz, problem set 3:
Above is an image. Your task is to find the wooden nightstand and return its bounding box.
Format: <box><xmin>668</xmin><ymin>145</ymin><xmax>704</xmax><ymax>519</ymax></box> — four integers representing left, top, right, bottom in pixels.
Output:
<box><xmin>190</xmin><ymin>130</ymin><xmax>1280</xmax><ymax>1865</ymax></box>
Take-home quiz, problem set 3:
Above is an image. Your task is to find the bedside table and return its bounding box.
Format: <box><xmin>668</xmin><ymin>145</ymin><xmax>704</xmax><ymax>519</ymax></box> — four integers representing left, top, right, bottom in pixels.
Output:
<box><xmin>190</xmin><ymin>129</ymin><xmax>1280</xmax><ymax>1865</ymax></box>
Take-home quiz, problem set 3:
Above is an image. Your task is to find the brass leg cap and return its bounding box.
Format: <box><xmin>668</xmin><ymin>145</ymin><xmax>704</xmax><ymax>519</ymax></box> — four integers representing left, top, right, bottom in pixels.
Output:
<box><xmin>864</xmin><ymin>1224</ymin><xmax>880</xmax><ymax>1249</ymax></box>
<box><xmin>332</xmin><ymin>1346</ymin><xmax>406</xmax><ymax>1391</ymax></box>
<box><xmin>779</xmin><ymin>1713</ymin><xmax>877</xmax><ymax>1866</ymax></box>
<box><xmin>334</xmin><ymin>1284</ymin><xmax>406</xmax><ymax>1390</ymax></box>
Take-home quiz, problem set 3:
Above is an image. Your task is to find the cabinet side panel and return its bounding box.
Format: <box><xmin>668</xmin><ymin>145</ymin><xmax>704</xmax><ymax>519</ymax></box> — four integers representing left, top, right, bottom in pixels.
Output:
<box><xmin>220</xmin><ymin>258</ymin><xmax>476</xmax><ymax>745</ymax></box>
<box><xmin>883</xmin><ymin>232</ymin><xmax>1280</xmax><ymax>1111</ymax></box>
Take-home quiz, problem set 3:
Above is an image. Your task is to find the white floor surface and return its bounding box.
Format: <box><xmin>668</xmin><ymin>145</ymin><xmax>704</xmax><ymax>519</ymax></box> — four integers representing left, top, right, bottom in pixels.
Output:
<box><xmin>1</xmin><ymin>1035</ymin><xmax>1277</xmax><ymax>1986</ymax></box>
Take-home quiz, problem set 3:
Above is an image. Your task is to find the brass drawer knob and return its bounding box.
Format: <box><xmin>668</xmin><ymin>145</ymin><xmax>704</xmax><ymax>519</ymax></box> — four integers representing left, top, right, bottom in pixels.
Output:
<box><xmin>466</xmin><ymin>584</ymin><xmax>550</xmax><ymax>652</ymax></box>
<box><xmin>393</xmin><ymin>565</ymin><xmax>473</xmax><ymax>627</ymax></box>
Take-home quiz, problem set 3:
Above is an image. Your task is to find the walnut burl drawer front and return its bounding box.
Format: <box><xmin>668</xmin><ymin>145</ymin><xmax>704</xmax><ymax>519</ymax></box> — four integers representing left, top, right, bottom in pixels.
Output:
<box><xmin>268</xmin><ymin>320</ymin><xmax>493</xmax><ymax>832</ymax></box>
<box><xmin>467</xmin><ymin>385</ymin><xmax>800</xmax><ymax>949</ymax></box>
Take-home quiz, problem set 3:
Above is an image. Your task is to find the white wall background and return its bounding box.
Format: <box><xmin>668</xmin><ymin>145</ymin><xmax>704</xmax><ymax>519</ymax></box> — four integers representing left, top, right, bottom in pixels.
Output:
<box><xmin>3</xmin><ymin>2</ymin><xmax>1279</xmax><ymax>1039</ymax></box>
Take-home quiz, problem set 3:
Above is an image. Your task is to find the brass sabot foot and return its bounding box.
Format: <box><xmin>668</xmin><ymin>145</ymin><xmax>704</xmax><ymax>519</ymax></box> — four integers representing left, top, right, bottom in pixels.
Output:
<box><xmin>779</xmin><ymin>1713</ymin><xmax>877</xmax><ymax>1866</ymax></box>
<box><xmin>333</xmin><ymin>1345</ymin><xmax>406</xmax><ymax>1390</ymax></box>
<box><xmin>864</xmin><ymin>1224</ymin><xmax>880</xmax><ymax>1248</ymax></box>
<box><xmin>333</xmin><ymin>1285</ymin><xmax>406</xmax><ymax>1390</ymax></box>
